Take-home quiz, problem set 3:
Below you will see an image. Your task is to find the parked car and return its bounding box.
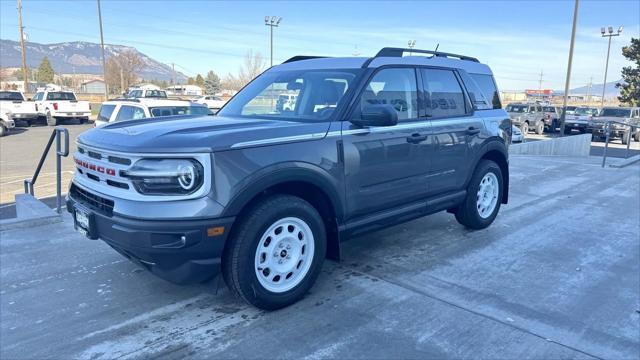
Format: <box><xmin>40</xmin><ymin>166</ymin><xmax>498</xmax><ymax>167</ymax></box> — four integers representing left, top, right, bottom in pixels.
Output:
<box><xmin>193</xmin><ymin>95</ymin><xmax>226</xmax><ymax>114</ymax></box>
<box><xmin>505</xmin><ymin>103</ymin><xmax>546</xmax><ymax>134</ymax></box>
<box><xmin>276</xmin><ymin>93</ymin><xmax>298</xmax><ymax>112</ymax></box>
<box><xmin>541</xmin><ymin>105</ymin><xmax>562</xmax><ymax>132</ymax></box>
<box><xmin>0</xmin><ymin>90</ymin><xmax>38</xmax><ymax>133</ymax></box>
<box><xmin>564</xmin><ymin>106</ymin><xmax>578</xmax><ymax>115</ymax></box>
<box><xmin>127</xmin><ymin>89</ymin><xmax>168</xmax><ymax>99</ymax></box>
<box><xmin>511</xmin><ymin>125</ymin><xmax>524</xmax><ymax>143</ymax></box>
<box><xmin>563</xmin><ymin>107</ymin><xmax>599</xmax><ymax>134</ymax></box>
<box><xmin>33</xmin><ymin>90</ymin><xmax>91</xmax><ymax>126</ymax></box>
<box><xmin>67</xmin><ymin>47</ymin><xmax>510</xmax><ymax>310</ymax></box>
<box><xmin>94</xmin><ymin>98</ymin><xmax>209</xmax><ymax>127</ymax></box>
<box><xmin>590</xmin><ymin>107</ymin><xmax>640</xmax><ymax>144</ymax></box>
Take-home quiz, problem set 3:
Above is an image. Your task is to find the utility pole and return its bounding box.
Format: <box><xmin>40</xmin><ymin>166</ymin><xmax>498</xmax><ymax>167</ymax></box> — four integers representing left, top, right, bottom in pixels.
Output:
<box><xmin>600</xmin><ymin>25</ymin><xmax>623</xmax><ymax>108</ymax></box>
<box><xmin>265</xmin><ymin>16</ymin><xmax>282</xmax><ymax>67</ymax></box>
<box><xmin>586</xmin><ymin>76</ymin><xmax>593</xmax><ymax>106</ymax></box>
<box><xmin>17</xmin><ymin>0</ymin><xmax>29</xmax><ymax>94</ymax></box>
<box><xmin>559</xmin><ymin>0</ymin><xmax>579</xmax><ymax>137</ymax></box>
<box><xmin>96</xmin><ymin>0</ymin><xmax>108</xmax><ymax>100</ymax></box>
<box><xmin>538</xmin><ymin>69</ymin><xmax>544</xmax><ymax>101</ymax></box>
<box><xmin>172</xmin><ymin>62</ymin><xmax>176</xmax><ymax>85</ymax></box>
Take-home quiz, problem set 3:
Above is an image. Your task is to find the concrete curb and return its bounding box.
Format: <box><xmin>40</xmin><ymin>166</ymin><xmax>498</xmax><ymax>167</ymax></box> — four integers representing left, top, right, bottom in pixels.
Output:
<box><xmin>609</xmin><ymin>154</ymin><xmax>640</xmax><ymax>168</ymax></box>
<box><xmin>510</xmin><ymin>134</ymin><xmax>591</xmax><ymax>157</ymax></box>
<box><xmin>0</xmin><ymin>194</ymin><xmax>63</xmax><ymax>232</ymax></box>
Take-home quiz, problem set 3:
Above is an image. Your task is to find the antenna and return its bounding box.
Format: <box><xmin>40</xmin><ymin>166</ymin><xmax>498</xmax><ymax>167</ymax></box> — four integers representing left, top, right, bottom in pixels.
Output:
<box><xmin>434</xmin><ymin>43</ymin><xmax>440</xmax><ymax>52</ymax></box>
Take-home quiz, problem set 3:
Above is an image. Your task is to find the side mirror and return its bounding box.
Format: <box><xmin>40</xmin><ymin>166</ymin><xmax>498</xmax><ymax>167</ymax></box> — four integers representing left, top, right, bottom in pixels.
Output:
<box><xmin>352</xmin><ymin>105</ymin><xmax>398</xmax><ymax>127</ymax></box>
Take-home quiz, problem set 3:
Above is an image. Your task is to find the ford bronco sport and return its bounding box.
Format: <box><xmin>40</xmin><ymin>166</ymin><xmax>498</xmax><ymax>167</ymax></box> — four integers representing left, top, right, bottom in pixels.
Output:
<box><xmin>67</xmin><ymin>47</ymin><xmax>510</xmax><ymax>310</ymax></box>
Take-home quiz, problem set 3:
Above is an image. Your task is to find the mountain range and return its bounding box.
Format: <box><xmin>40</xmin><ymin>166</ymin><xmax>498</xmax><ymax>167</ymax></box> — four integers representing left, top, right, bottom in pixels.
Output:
<box><xmin>0</xmin><ymin>39</ymin><xmax>187</xmax><ymax>82</ymax></box>
<box><xmin>564</xmin><ymin>79</ymin><xmax>623</xmax><ymax>98</ymax></box>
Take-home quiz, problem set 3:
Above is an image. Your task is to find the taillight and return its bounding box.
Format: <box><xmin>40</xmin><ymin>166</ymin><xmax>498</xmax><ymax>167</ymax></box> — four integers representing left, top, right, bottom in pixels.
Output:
<box><xmin>53</xmin><ymin>103</ymin><xmax>58</xmax><ymax>110</ymax></box>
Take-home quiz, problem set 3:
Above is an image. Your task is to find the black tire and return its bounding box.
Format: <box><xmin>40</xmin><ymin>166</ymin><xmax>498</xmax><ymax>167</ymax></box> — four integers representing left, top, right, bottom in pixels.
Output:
<box><xmin>79</xmin><ymin>117</ymin><xmax>89</xmax><ymax>124</ymax></box>
<box><xmin>622</xmin><ymin>131</ymin><xmax>630</xmax><ymax>145</ymax></box>
<box><xmin>564</xmin><ymin>126</ymin><xmax>572</xmax><ymax>135</ymax></box>
<box><xmin>46</xmin><ymin>111</ymin><xmax>58</xmax><ymax>126</ymax></box>
<box><xmin>521</xmin><ymin>122</ymin><xmax>529</xmax><ymax>135</ymax></box>
<box><xmin>222</xmin><ymin>194</ymin><xmax>326</xmax><ymax>310</ymax></box>
<box><xmin>535</xmin><ymin>121</ymin><xmax>544</xmax><ymax>135</ymax></box>
<box><xmin>454</xmin><ymin>160</ymin><xmax>503</xmax><ymax>230</ymax></box>
<box><xmin>634</xmin><ymin>131</ymin><xmax>640</xmax><ymax>142</ymax></box>
<box><xmin>0</xmin><ymin>125</ymin><xmax>6</xmax><ymax>137</ymax></box>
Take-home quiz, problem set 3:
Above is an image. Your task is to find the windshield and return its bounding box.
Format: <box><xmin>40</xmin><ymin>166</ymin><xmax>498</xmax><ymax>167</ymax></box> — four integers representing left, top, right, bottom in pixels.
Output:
<box><xmin>542</xmin><ymin>106</ymin><xmax>556</xmax><ymax>112</ymax></box>
<box><xmin>0</xmin><ymin>91</ymin><xmax>24</xmax><ymax>101</ymax></box>
<box><xmin>505</xmin><ymin>105</ymin><xmax>529</xmax><ymax>113</ymax></box>
<box><xmin>149</xmin><ymin>105</ymin><xmax>209</xmax><ymax>117</ymax></box>
<box><xmin>574</xmin><ymin>108</ymin><xmax>597</xmax><ymax>115</ymax></box>
<box><xmin>46</xmin><ymin>92</ymin><xmax>76</xmax><ymax>101</ymax></box>
<box><xmin>218</xmin><ymin>69</ymin><xmax>362</xmax><ymax>121</ymax></box>
<box><xmin>144</xmin><ymin>90</ymin><xmax>167</xmax><ymax>98</ymax></box>
<box><xmin>600</xmin><ymin>108</ymin><xmax>631</xmax><ymax>117</ymax></box>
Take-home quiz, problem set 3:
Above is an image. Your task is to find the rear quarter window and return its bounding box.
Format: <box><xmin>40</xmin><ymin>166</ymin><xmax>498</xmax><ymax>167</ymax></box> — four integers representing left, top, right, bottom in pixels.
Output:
<box><xmin>469</xmin><ymin>74</ymin><xmax>501</xmax><ymax>109</ymax></box>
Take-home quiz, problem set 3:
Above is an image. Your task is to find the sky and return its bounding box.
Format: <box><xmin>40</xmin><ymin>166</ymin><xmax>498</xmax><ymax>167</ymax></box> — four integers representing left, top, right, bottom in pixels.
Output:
<box><xmin>0</xmin><ymin>0</ymin><xmax>638</xmax><ymax>91</ymax></box>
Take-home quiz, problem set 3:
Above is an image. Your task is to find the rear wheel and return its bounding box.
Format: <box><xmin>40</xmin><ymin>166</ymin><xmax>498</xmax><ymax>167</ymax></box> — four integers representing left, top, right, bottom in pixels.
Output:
<box><xmin>0</xmin><ymin>125</ymin><xmax>6</xmax><ymax>137</ymax></box>
<box><xmin>46</xmin><ymin>111</ymin><xmax>58</xmax><ymax>126</ymax></box>
<box><xmin>564</xmin><ymin>126</ymin><xmax>572</xmax><ymax>135</ymax></box>
<box><xmin>455</xmin><ymin>160</ymin><xmax>503</xmax><ymax>230</ymax></box>
<box><xmin>222</xmin><ymin>194</ymin><xmax>326</xmax><ymax>310</ymax></box>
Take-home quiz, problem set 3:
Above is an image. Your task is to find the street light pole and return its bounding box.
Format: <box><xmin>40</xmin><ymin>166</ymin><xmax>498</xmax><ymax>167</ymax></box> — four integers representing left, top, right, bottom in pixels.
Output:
<box><xmin>559</xmin><ymin>0</ymin><xmax>579</xmax><ymax>137</ymax></box>
<box><xmin>600</xmin><ymin>26</ymin><xmax>623</xmax><ymax>108</ymax></box>
<box><xmin>17</xmin><ymin>0</ymin><xmax>29</xmax><ymax>94</ymax></box>
<box><xmin>265</xmin><ymin>16</ymin><xmax>282</xmax><ymax>67</ymax></box>
<box><xmin>96</xmin><ymin>0</ymin><xmax>108</xmax><ymax>100</ymax></box>
<box><xmin>408</xmin><ymin>40</ymin><xmax>416</xmax><ymax>56</ymax></box>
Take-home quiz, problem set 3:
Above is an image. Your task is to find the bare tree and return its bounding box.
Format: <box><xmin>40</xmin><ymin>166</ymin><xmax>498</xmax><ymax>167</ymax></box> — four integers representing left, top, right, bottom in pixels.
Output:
<box><xmin>222</xmin><ymin>50</ymin><xmax>266</xmax><ymax>90</ymax></box>
<box><xmin>105</xmin><ymin>50</ymin><xmax>145</xmax><ymax>94</ymax></box>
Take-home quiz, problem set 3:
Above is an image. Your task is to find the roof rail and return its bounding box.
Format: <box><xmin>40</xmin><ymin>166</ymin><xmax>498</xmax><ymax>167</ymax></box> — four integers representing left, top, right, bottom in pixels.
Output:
<box><xmin>107</xmin><ymin>98</ymin><xmax>140</xmax><ymax>102</ymax></box>
<box><xmin>373</xmin><ymin>47</ymin><xmax>479</xmax><ymax>63</ymax></box>
<box><xmin>283</xmin><ymin>55</ymin><xmax>329</xmax><ymax>64</ymax></box>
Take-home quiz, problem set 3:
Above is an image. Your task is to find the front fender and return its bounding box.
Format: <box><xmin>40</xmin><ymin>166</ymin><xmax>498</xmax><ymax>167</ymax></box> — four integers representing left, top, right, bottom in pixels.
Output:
<box><xmin>221</xmin><ymin>161</ymin><xmax>344</xmax><ymax>220</ymax></box>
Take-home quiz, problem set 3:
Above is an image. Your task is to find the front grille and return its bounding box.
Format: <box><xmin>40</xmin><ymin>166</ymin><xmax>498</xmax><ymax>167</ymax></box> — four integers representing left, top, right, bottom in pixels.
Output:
<box><xmin>70</xmin><ymin>183</ymin><xmax>114</xmax><ymax>216</ymax></box>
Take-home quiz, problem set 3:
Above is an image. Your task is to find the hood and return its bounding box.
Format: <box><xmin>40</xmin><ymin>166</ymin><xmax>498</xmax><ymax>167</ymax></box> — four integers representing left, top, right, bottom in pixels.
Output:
<box><xmin>77</xmin><ymin>115</ymin><xmax>332</xmax><ymax>153</ymax></box>
<box><xmin>507</xmin><ymin>112</ymin><xmax>525</xmax><ymax>119</ymax></box>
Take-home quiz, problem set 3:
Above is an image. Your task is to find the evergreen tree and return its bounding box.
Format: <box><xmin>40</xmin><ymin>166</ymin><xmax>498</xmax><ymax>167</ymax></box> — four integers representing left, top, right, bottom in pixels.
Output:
<box><xmin>617</xmin><ymin>38</ymin><xmax>640</xmax><ymax>106</ymax></box>
<box><xmin>195</xmin><ymin>74</ymin><xmax>205</xmax><ymax>88</ymax></box>
<box><xmin>204</xmin><ymin>70</ymin><xmax>221</xmax><ymax>95</ymax></box>
<box><xmin>36</xmin><ymin>57</ymin><xmax>55</xmax><ymax>83</ymax></box>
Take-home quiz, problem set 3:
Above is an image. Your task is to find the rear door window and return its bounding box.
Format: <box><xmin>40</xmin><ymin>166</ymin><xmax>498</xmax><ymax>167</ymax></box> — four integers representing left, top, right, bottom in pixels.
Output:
<box><xmin>421</xmin><ymin>68</ymin><xmax>466</xmax><ymax>118</ymax></box>
<box><xmin>115</xmin><ymin>105</ymin><xmax>145</xmax><ymax>121</ymax></box>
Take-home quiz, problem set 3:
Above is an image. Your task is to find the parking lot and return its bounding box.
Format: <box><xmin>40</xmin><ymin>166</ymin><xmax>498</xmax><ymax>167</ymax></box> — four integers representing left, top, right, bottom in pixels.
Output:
<box><xmin>1</xmin><ymin>155</ymin><xmax>638</xmax><ymax>359</ymax></box>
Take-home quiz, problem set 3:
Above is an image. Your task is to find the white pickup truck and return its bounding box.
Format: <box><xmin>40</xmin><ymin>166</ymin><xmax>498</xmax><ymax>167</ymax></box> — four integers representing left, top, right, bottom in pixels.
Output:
<box><xmin>0</xmin><ymin>90</ymin><xmax>39</xmax><ymax>135</ymax></box>
<box><xmin>33</xmin><ymin>90</ymin><xmax>91</xmax><ymax>126</ymax></box>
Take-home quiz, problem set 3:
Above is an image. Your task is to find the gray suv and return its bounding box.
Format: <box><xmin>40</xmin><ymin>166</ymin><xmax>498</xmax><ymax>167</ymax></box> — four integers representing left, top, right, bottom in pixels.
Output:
<box><xmin>506</xmin><ymin>103</ymin><xmax>546</xmax><ymax>134</ymax></box>
<box><xmin>67</xmin><ymin>47</ymin><xmax>510</xmax><ymax>309</ymax></box>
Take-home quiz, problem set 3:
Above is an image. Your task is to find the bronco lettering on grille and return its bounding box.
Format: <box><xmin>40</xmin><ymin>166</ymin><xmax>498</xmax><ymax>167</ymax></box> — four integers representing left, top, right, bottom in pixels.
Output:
<box><xmin>74</xmin><ymin>157</ymin><xmax>116</xmax><ymax>176</ymax></box>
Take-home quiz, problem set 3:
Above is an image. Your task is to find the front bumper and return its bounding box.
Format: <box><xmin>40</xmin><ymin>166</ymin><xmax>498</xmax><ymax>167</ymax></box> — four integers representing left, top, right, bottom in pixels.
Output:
<box><xmin>66</xmin><ymin>186</ymin><xmax>235</xmax><ymax>284</ymax></box>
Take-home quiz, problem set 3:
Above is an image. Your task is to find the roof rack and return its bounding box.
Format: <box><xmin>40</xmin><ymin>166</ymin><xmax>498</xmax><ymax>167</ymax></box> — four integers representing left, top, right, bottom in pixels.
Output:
<box><xmin>283</xmin><ymin>56</ymin><xmax>329</xmax><ymax>64</ymax></box>
<box><xmin>366</xmin><ymin>47</ymin><xmax>480</xmax><ymax>66</ymax></box>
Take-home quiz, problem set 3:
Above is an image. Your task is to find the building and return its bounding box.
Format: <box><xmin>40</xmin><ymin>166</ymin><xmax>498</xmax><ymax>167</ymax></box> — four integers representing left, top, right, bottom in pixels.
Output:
<box><xmin>0</xmin><ymin>80</ymin><xmax>39</xmax><ymax>93</ymax></box>
<box><xmin>165</xmin><ymin>84</ymin><xmax>203</xmax><ymax>96</ymax></box>
<box><xmin>80</xmin><ymin>79</ymin><xmax>106</xmax><ymax>94</ymax></box>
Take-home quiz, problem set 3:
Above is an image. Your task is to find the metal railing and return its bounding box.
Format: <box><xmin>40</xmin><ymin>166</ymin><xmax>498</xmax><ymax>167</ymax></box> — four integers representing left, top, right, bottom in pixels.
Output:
<box><xmin>598</xmin><ymin>120</ymin><xmax>637</xmax><ymax>168</ymax></box>
<box><xmin>23</xmin><ymin>127</ymin><xmax>69</xmax><ymax>213</ymax></box>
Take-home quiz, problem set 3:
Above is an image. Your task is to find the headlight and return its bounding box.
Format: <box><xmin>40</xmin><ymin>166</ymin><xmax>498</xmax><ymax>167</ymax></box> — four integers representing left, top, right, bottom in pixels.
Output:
<box><xmin>121</xmin><ymin>158</ymin><xmax>204</xmax><ymax>195</ymax></box>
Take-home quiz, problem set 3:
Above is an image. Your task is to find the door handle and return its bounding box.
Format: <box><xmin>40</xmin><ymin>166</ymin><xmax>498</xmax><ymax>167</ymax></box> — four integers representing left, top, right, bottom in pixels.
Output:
<box><xmin>407</xmin><ymin>133</ymin><xmax>428</xmax><ymax>143</ymax></box>
<box><xmin>467</xmin><ymin>126</ymin><xmax>481</xmax><ymax>135</ymax></box>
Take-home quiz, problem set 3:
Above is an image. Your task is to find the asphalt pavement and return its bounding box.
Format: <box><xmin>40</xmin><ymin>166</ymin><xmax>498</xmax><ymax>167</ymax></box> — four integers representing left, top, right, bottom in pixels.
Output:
<box><xmin>1</xmin><ymin>155</ymin><xmax>638</xmax><ymax>359</ymax></box>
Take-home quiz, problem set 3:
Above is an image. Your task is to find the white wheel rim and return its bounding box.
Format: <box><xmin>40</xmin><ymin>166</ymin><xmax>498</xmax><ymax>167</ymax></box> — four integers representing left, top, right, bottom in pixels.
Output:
<box><xmin>254</xmin><ymin>217</ymin><xmax>315</xmax><ymax>293</ymax></box>
<box><xmin>476</xmin><ymin>172</ymin><xmax>499</xmax><ymax>219</ymax></box>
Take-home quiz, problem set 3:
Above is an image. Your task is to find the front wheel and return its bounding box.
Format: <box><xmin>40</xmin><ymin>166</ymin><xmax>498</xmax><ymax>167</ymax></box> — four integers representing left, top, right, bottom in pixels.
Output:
<box><xmin>454</xmin><ymin>160</ymin><xmax>503</xmax><ymax>230</ymax></box>
<box><xmin>521</xmin><ymin>123</ymin><xmax>529</xmax><ymax>135</ymax></box>
<box><xmin>0</xmin><ymin>125</ymin><xmax>6</xmax><ymax>137</ymax></box>
<box><xmin>222</xmin><ymin>195</ymin><xmax>326</xmax><ymax>310</ymax></box>
<box><xmin>535</xmin><ymin>121</ymin><xmax>544</xmax><ymax>135</ymax></box>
